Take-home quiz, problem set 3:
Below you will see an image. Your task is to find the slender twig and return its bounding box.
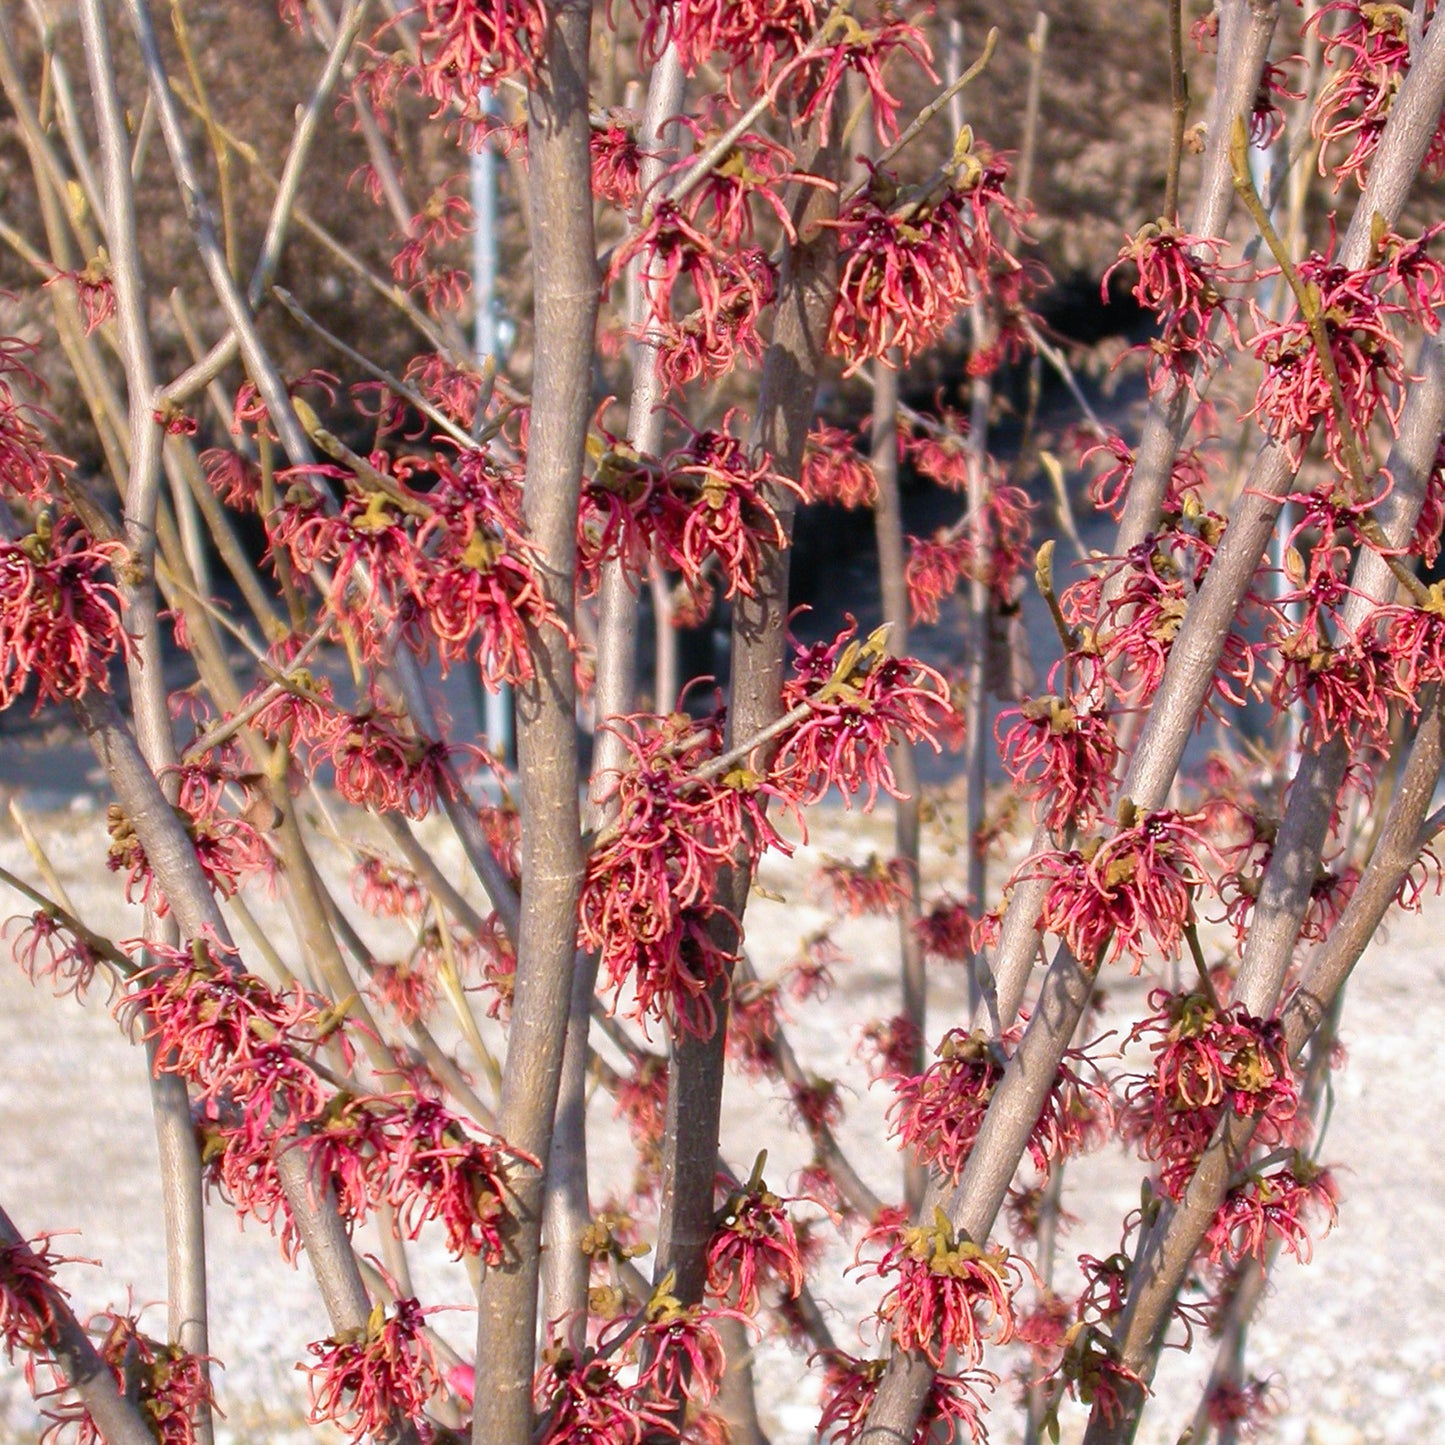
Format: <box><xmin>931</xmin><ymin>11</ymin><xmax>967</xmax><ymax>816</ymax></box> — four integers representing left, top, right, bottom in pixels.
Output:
<box><xmin>1164</xmin><ymin>0</ymin><xmax>1189</xmax><ymax>223</ymax></box>
<box><xmin>1230</xmin><ymin>115</ymin><xmax>1371</xmax><ymax>492</ymax></box>
<box><xmin>870</xmin><ymin>27</ymin><xmax>998</xmax><ymax>176</ymax></box>
<box><xmin>272</xmin><ymin>287</ymin><xmax>479</xmax><ymax>449</ymax></box>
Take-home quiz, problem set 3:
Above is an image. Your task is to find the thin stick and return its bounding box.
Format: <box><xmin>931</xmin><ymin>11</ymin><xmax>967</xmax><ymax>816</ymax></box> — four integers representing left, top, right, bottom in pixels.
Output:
<box><xmin>1165</xmin><ymin>0</ymin><xmax>1190</xmax><ymax>223</ymax></box>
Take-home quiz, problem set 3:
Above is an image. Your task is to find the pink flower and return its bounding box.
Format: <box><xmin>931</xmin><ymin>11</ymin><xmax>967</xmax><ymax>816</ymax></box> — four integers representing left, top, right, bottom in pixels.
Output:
<box><xmin>414</xmin><ymin>0</ymin><xmax>548</xmax><ymax>104</ymax></box>
<box><xmin>815</xmin><ymin>854</ymin><xmax>912</xmax><ymax>917</ymax></box>
<box><xmin>1103</xmin><ymin>222</ymin><xmax>1241</xmax><ymax>395</ymax></box>
<box><xmin>0</xmin><ymin>1232</ymin><xmax>68</xmax><ymax>1364</ymax></box>
<box><xmin>1122</xmin><ymin>989</ymin><xmax>1299</xmax><ymax>1200</ymax></box>
<box><xmin>800</xmin><ymin>423</ymin><xmax>879</xmax><ymax>509</ymax></box>
<box><xmin>704</xmin><ymin>1171</ymin><xmax>805</xmax><ymax>1313</ymax></box>
<box><xmin>385</xmin><ymin>1096</ymin><xmax>515</xmax><ymax>1261</ymax></box>
<box><xmin>43</xmin><ymin>1309</ymin><xmax>217</xmax><ymax>1445</ymax></box>
<box><xmin>1204</xmin><ymin>1152</ymin><xmax>1338</xmax><ymax>1266</ymax></box>
<box><xmin>1031</xmin><ymin>809</ymin><xmax>1220</xmax><ymax>969</ymax></box>
<box><xmin>827</xmin><ymin>158</ymin><xmax>1024</xmax><ymax>375</ymax></box>
<box><xmin>863</xmin><ymin>1212</ymin><xmax>1026</xmax><ymax>1367</ymax></box>
<box><xmin>775</xmin><ymin>620</ymin><xmax>955</xmax><ymax>809</ymax></box>
<box><xmin>8</xmin><ymin>912</ymin><xmax>105</xmax><ymax>999</ymax></box>
<box><xmin>532</xmin><ymin>1343</ymin><xmax>676</xmax><ymax>1445</ymax></box>
<box><xmin>996</xmin><ymin>695</ymin><xmax>1120</xmax><ymax>835</ymax></box>
<box><xmin>816</xmin><ymin>1350</ymin><xmax>993</xmax><ymax>1445</ymax></box>
<box><xmin>0</xmin><ymin>518</ymin><xmax>124</xmax><ymax>713</ymax></box>
<box><xmin>304</xmin><ymin>1298</ymin><xmax>439</xmax><ymax>1445</ymax></box>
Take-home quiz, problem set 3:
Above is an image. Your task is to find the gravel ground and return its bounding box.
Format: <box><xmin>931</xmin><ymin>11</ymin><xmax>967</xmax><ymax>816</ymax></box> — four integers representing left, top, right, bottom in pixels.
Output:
<box><xmin>0</xmin><ymin>799</ymin><xmax>1441</xmax><ymax>1445</ymax></box>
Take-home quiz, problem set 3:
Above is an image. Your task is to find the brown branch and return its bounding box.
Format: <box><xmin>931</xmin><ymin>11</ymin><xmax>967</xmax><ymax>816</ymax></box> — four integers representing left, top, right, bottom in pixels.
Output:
<box><xmin>471</xmin><ymin>4</ymin><xmax>597</xmax><ymax>1438</ymax></box>
<box><xmin>0</xmin><ymin>1206</ymin><xmax>158</xmax><ymax>1445</ymax></box>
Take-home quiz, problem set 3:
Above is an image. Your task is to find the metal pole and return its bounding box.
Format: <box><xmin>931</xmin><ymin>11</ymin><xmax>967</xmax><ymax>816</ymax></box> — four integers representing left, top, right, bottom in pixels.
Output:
<box><xmin>471</xmin><ymin>109</ymin><xmax>514</xmax><ymax>763</ymax></box>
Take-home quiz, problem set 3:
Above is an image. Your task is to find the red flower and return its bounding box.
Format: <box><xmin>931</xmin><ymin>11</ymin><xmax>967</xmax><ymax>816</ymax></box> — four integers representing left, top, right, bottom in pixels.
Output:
<box><xmin>889</xmin><ymin>1027</ymin><xmax>1108</xmax><ymax>1183</ymax></box>
<box><xmin>800</xmin><ymin>423</ymin><xmax>879</xmax><ymax>509</ymax></box>
<box><xmin>816</xmin><ymin>1350</ymin><xmax>993</xmax><ymax>1445</ymax></box>
<box><xmin>414</xmin><ymin>0</ymin><xmax>548</xmax><ymax>105</ymax></box>
<box><xmin>815</xmin><ymin>853</ymin><xmax>912</xmax><ymax>917</ymax></box>
<box><xmin>44</xmin><ymin>259</ymin><xmax>116</xmax><ymax>336</ymax></box>
<box><xmin>996</xmin><ymin>695</ymin><xmax>1120</xmax><ymax>835</ymax></box>
<box><xmin>725</xmin><ymin>975</ymin><xmax>782</xmax><ymax>1078</ymax></box>
<box><xmin>1031</xmin><ymin>808</ymin><xmax>1220</xmax><ymax>969</ymax></box>
<box><xmin>1248</xmin><ymin>249</ymin><xmax>1405</xmax><ymax>474</ymax></box>
<box><xmin>1309</xmin><ymin>1</ymin><xmax>1444</xmax><ymax>189</ymax></box>
<box><xmin>827</xmin><ymin>157</ymin><xmax>1025</xmax><ymax>375</ymax></box>
<box><xmin>1204</xmin><ymin>1152</ymin><xmax>1338</xmax><ymax>1266</ymax></box>
<box><xmin>1122</xmin><ymin>989</ymin><xmax>1299</xmax><ymax>1200</ymax></box>
<box><xmin>1202</xmin><ymin>1376</ymin><xmax>1282</xmax><ymax>1439</ymax></box>
<box><xmin>863</xmin><ymin>1211</ymin><xmax>1025</xmax><ymax>1367</ymax></box>
<box><xmin>1103</xmin><ymin>222</ymin><xmax>1242</xmax><ymax>395</ymax></box>
<box><xmin>580</xmin><ymin>415</ymin><xmax>794</xmax><ymax>603</ymax></box>
<box><xmin>913</xmin><ymin>898</ymin><xmax>983</xmax><ymax>964</ymax></box>
<box><xmin>638</xmin><ymin>0</ymin><xmax>819</xmax><ymax>84</ymax></box>
<box><xmin>580</xmin><ymin>711</ymin><xmax>787</xmax><ymax>1038</ymax></box>
<box><xmin>775</xmin><ymin>620</ymin><xmax>955</xmax><ymax>809</ymax></box>
<box><xmin>0</xmin><ymin>340</ymin><xmax>68</xmax><ymax>504</ymax></box>
<box><xmin>704</xmin><ymin>1170</ymin><xmax>805</xmax><ymax>1313</ymax></box>
<box><xmin>1081</xmin><ymin>433</ymin><xmax>1209</xmax><ymax>521</ymax></box>
<box><xmin>43</xmin><ymin>1309</ymin><xmax>217</xmax><ymax>1445</ymax></box>
<box><xmin>8</xmin><ymin>912</ymin><xmax>105</xmax><ymax>999</ymax></box>
<box><xmin>385</xmin><ymin>1096</ymin><xmax>515</xmax><ymax>1261</ymax></box>
<box><xmin>905</xmin><ymin>533</ymin><xmax>970</xmax><ymax>626</ymax></box>
<box><xmin>533</xmin><ymin>1343</ymin><xmax>676</xmax><ymax>1445</ymax></box>
<box><xmin>0</xmin><ymin>518</ymin><xmax>124</xmax><ymax>713</ymax></box>
<box><xmin>629</xmin><ymin>1296</ymin><xmax>740</xmax><ymax>1409</ymax></box>
<box><xmin>304</xmin><ymin>1298</ymin><xmax>439</xmax><ymax>1445</ymax></box>
<box><xmin>351</xmin><ymin>856</ymin><xmax>428</xmax><ymax>920</ymax></box>
<box><xmin>0</xmin><ymin>1232</ymin><xmax>68</xmax><ymax>1363</ymax></box>
<box><xmin>856</xmin><ymin>1013</ymin><xmax>923</xmax><ymax>1081</ymax></box>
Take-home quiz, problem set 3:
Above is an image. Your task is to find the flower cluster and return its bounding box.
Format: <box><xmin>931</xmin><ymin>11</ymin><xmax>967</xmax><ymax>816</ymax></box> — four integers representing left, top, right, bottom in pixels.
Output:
<box><xmin>1310</xmin><ymin>0</ymin><xmax>1444</xmax><ymax>189</ymax></box>
<box><xmin>0</xmin><ymin>1232</ymin><xmax>66</xmax><ymax>1366</ymax></box>
<box><xmin>817</xmin><ymin>1351</ymin><xmax>992</xmax><ymax>1445</ymax></box>
<box><xmin>579</xmin><ymin>417</ymin><xmax>795</xmax><ymax>604</ymax></box>
<box><xmin>800</xmin><ymin>423</ymin><xmax>879</xmax><ymax>509</ymax></box>
<box><xmin>704</xmin><ymin>1170</ymin><xmax>806</xmax><ymax>1313</ymax></box>
<box><xmin>0</xmin><ymin>334</ymin><xmax>67</xmax><ymax>503</ymax></box>
<box><xmin>0</xmin><ymin>517</ymin><xmax>124</xmax><ymax>713</ymax></box>
<box><xmin>304</xmin><ymin>1298</ymin><xmax>439</xmax><ymax>1445</ymax></box>
<box><xmin>1203</xmin><ymin>1151</ymin><xmax>1339</xmax><ymax>1266</ymax></box>
<box><xmin>888</xmin><ymin>1027</ymin><xmax>1109</xmax><ymax>1183</ymax></box>
<box><xmin>275</xmin><ymin>446</ymin><xmax>558</xmax><ymax>688</ymax></box>
<box><xmin>827</xmin><ymin>153</ymin><xmax>1025</xmax><ymax>375</ymax></box>
<box><xmin>608</xmin><ymin>202</ymin><xmax>777</xmax><ymax>392</ymax></box>
<box><xmin>580</xmin><ymin>711</ymin><xmax>787</xmax><ymax>1038</ymax></box>
<box><xmin>1032</xmin><ymin>808</ymin><xmax>1219</xmax><ymax>969</ymax></box>
<box><xmin>120</xmin><ymin>937</ymin><xmax>516</xmax><ymax>1261</ymax></box>
<box><xmin>996</xmin><ymin>696</ymin><xmax>1120</xmax><ymax>836</ymax></box>
<box><xmin>413</xmin><ymin>0</ymin><xmax>548</xmax><ymax>108</ymax></box>
<box><xmin>1248</xmin><ymin>249</ymin><xmax>1406</xmax><ymax>475</ymax></box>
<box><xmin>862</xmin><ymin>1211</ymin><xmax>1026</xmax><ymax>1367</ymax></box>
<box><xmin>775</xmin><ymin>621</ymin><xmax>956</xmax><ymax>808</ymax></box>
<box><xmin>1103</xmin><ymin>222</ymin><xmax>1241</xmax><ymax>395</ymax></box>
<box><xmin>1122</xmin><ymin>989</ymin><xmax>1299</xmax><ymax>1199</ymax></box>
<box><xmin>39</xmin><ymin>1309</ymin><xmax>216</xmax><ymax>1445</ymax></box>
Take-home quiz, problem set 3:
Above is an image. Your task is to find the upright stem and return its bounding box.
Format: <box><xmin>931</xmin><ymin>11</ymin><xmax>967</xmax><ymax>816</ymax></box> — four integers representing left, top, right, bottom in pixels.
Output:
<box><xmin>1164</xmin><ymin>0</ymin><xmax>1189</xmax><ymax>224</ymax></box>
<box><xmin>1081</xmin><ymin>689</ymin><xmax>1445</xmax><ymax>1445</ymax></box>
<box><xmin>541</xmin><ymin>41</ymin><xmax>685</xmax><ymax>1334</ymax></box>
<box><xmin>76</xmin><ymin>7</ymin><xmax>210</xmax><ymax>1433</ymax></box>
<box><xmin>870</xmin><ymin>357</ymin><xmax>927</xmax><ymax>1211</ymax></box>
<box><xmin>653</xmin><ymin>110</ymin><xmax>845</xmax><ymax>1309</ymax></box>
<box><xmin>471</xmin><ymin>4</ymin><xmax>596</xmax><ymax>1438</ymax></box>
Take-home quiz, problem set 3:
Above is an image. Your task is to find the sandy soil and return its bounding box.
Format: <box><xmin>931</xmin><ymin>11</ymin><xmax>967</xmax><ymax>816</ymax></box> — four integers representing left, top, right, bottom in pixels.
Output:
<box><xmin>0</xmin><ymin>799</ymin><xmax>1441</xmax><ymax>1445</ymax></box>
